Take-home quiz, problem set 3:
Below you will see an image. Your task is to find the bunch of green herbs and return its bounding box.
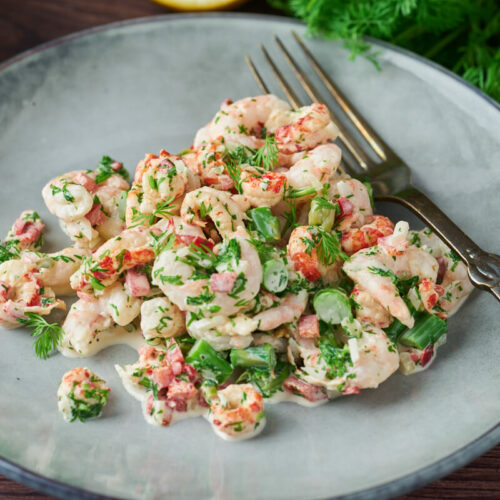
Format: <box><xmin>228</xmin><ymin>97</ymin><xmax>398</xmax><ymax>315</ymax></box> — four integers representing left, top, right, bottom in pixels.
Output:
<box><xmin>269</xmin><ymin>0</ymin><xmax>500</xmax><ymax>101</ymax></box>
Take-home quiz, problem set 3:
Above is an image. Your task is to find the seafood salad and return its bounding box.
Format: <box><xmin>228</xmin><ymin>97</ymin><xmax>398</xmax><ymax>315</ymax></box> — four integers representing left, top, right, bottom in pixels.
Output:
<box><xmin>1</xmin><ymin>95</ymin><xmax>473</xmax><ymax>441</ymax></box>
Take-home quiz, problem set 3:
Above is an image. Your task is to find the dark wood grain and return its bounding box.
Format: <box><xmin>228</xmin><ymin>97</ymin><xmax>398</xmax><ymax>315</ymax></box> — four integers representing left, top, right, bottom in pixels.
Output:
<box><xmin>0</xmin><ymin>0</ymin><xmax>499</xmax><ymax>498</ymax></box>
<box><xmin>2</xmin><ymin>445</ymin><xmax>500</xmax><ymax>499</ymax></box>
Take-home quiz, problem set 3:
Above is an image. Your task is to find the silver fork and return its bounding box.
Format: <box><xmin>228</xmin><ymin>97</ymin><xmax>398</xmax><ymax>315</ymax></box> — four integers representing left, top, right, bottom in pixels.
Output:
<box><xmin>245</xmin><ymin>32</ymin><xmax>500</xmax><ymax>303</ymax></box>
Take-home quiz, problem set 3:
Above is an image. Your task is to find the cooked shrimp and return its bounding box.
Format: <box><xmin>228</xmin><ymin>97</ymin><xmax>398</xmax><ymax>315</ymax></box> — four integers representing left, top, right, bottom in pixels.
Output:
<box><xmin>287</xmin><ymin>226</ymin><xmax>341</xmax><ymax>283</ymax></box>
<box><xmin>5</xmin><ymin>210</ymin><xmax>45</xmax><ymax>252</ymax></box>
<box><xmin>90</xmin><ymin>174</ymin><xmax>128</xmax><ymax>240</ymax></box>
<box><xmin>274</xmin><ymin>103</ymin><xmax>338</xmax><ymax>154</ymax></box>
<box><xmin>343</xmin><ymin>242</ymin><xmax>439</xmax><ymax>327</ymax></box>
<box><xmin>70</xmin><ymin>224</ymin><xmax>155</xmax><ymax>293</ymax></box>
<box><xmin>285</xmin><ymin>143</ymin><xmax>342</xmax><ymax>193</ymax></box>
<box><xmin>287</xmin><ymin>226</ymin><xmax>322</xmax><ymax>282</ymax></box>
<box><xmin>343</xmin><ymin>323</ymin><xmax>399</xmax><ymax>389</ymax></box>
<box><xmin>61</xmin><ymin>219</ymin><xmax>101</xmax><ymax>249</ymax></box>
<box><xmin>126</xmin><ymin>151</ymin><xmax>188</xmax><ymax>227</ymax></box>
<box><xmin>140</xmin><ymin>297</ymin><xmax>185</xmax><ymax>342</ymax></box>
<box><xmin>153</xmin><ymin>229</ymin><xmax>262</xmax><ymax>318</ymax></box>
<box><xmin>438</xmin><ymin>260</ymin><xmax>473</xmax><ymax>315</ymax></box>
<box><xmin>187</xmin><ymin>135</ymin><xmax>265</xmax><ymax>191</ymax></box>
<box><xmin>42</xmin><ymin>173</ymin><xmax>94</xmax><ymax>221</ymax></box>
<box><xmin>406</xmin><ymin>228</ymin><xmax>473</xmax><ymax>315</ymax></box>
<box><xmin>193</xmin><ymin>95</ymin><xmax>291</xmax><ymax>147</ymax></box>
<box><xmin>57</xmin><ymin>367</ymin><xmax>110</xmax><ymax>422</ymax></box>
<box><xmin>0</xmin><ymin>259</ymin><xmax>65</xmax><ymax>328</ymax></box>
<box><xmin>418</xmin><ymin>278</ymin><xmax>446</xmax><ymax>315</ymax></box>
<box><xmin>116</xmin><ymin>344</ymin><xmax>203</xmax><ymax>427</ymax></box>
<box><xmin>187</xmin><ymin>313</ymin><xmax>258</xmax><ymax>351</ymax></box>
<box><xmin>343</xmin><ymin>250</ymin><xmax>412</xmax><ymax>327</ymax></box>
<box><xmin>341</xmin><ymin>215</ymin><xmax>394</xmax><ymax>256</ymax></box>
<box><xmin>43</xmin><ymin>169</ymin><xmax>129</xmax><ymax>246</ymax></box>
<box><xmin>330</xmin><ymin>178</ymin><xmax>373</xmax><ymax>230</ymax></box>
<box><xmin>241</xmin><ymin>170</ymin><xmax>286</xmax><ymax>208</ymax></box>
<box><xmin>34</xmin><ymin>246</ymin><xmax>91</xmax><ymax>296</ymax></box>
<box><xmin>180</xmin><ymin>187</ymin><xmax>246</xmax><ymax>238</ymax></box>
<box><xmin>377</xmin><ymin>221</ymin><xmax>410</xmax><ymax>256</ymax></box>
<box><xmin>208</xmin><ymin>384</ymin><xmax>265</xmax><ymax>440</ymax></box>
<box><xmin>252</xmin><ymin>289</ymin><xmax>308</xmax><ymax>331</ymax></box>
<box><xmin>298</xmin><ymin>320</ymin><xmax>399</xmax><ymax>392</ymax></box>
<box><xmin>60</xmin><ymin>281</ymin><xmax>142</xmax><ymax>357</ymax></box>
<box><xmin>350</xmin><ymin>285</ymin><xmax>392</xmax><ymax>328</ymax></box>
<box><xmin>188</xmin><ymin>139</ymin><xmax>236</xmax><ymax>191</ymax></box>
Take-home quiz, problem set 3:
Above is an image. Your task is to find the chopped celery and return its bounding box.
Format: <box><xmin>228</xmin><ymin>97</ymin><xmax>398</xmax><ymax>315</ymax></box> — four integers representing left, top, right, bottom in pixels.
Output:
<box><xmin>384</xmin><ymin>318</ymin><xmax>408</xmax><ymax>342</ymax></box>
<box><xmin>230</xmin><ymin>344</ymin><xmax>277</xmax><ymax>370</ymax></box>
<box><xmin>246</xmin><ymin>361</ymin><xmax>294</xmax><ymax>398</ymax></box>
<box><xmin>185</xmin><ymin>339</ymin><xmax>233</xmax><ymax>384</ymax></box>
<box><xmin>399</xmin><ymin>313</ymin><xmax>448</xmax><ymax>349</ymax></box>
<box><xmin>262</xmin><ymin>259</ymin><xmax>288</xmax><ymax>293</ymax></box>
<box><xmin>308</xmin><ymin>197</ymin><xmax>336</xmax><ymax>232</ymax></box>
<box><xmin>313</xmin><ymin>288</ymin><xmax>352</xmax><ymax>324</ymax></box>
<box><xmin>248</xmin><ymin>207</ymin><xmax>281</xmax><ymax>242</ymax></box>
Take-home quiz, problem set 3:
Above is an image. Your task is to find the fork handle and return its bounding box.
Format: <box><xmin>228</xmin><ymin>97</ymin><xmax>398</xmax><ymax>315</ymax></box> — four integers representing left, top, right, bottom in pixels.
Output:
<box><xmin>379</xmin><ymin>187</ymin><xmax>500</xmax><ymax>302</ymax></box>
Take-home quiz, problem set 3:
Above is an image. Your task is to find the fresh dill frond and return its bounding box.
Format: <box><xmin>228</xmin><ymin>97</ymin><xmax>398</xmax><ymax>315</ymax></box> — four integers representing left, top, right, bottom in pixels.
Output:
<box><xmin>150</xmin><ymin>231</ymin><xmax>176</xmax><ymax>257</ymax></box>
<box><xmin>17</xmin><ymin>312</ymin><xmax>64</xmax><ymax>360</ymax></box>
<box><xmin>314</xmin><ymin>227</ymin><xmax>349</xmax><ymax>266</ymax></box>
<box><xmin>310</xmin><ymin>197</ymin><xmax>338</xmax><ymax>212</ymax></box>
<box><xmin>252</xmin><ymin>134</ymin><xmax>279</xmax><ymax>171</ymax></box>
<box><xmin>223</xmin><ymin>135</ymin><xmax>279</xmax><ymax>185</ymax></box>
<box><xmin>269</xmin><ymin>0</ymin><xmax>500</xmax><ymax>101</ymax></box>
<box><xmin>130</xmin><ymin>197</ymin><xmax>176</xmax><ymax>227</ymax></box>
<box><xmin>225</xmin><ymin>159</ymin><xmax>243</xmax><ymax>194</ymax></box>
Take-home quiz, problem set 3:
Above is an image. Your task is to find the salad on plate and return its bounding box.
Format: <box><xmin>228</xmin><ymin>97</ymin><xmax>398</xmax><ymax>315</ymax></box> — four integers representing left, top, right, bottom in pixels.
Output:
<box><xmin>0</xmin><ymin>95</ymin><xmax>473</xmax><ymax>441</ymax></box>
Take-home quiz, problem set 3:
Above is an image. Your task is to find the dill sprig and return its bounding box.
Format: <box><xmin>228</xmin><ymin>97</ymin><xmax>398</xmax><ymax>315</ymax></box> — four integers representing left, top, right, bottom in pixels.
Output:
<box><xmin>17</xmin><ymin>312</ymin><xmax>64</xmax><ymax>360</ymax></box>
<box><xmin>270</xmin><ymin>0</ymin><xmax>500</xmax><ymax>101</ymax></box>
<box><xmin>314</xmin><ymin>227</ymin><xmax>349</xmax><ymax>266</ymax></box>
<box><xmin>225</xmin><ymin>159</ymin><xmax>243</xmax><ymax>194</ymax></box>
<box><xmin>130</xmin><ymin>197</ymin><xmax>176</xmax><ymax>227</ymax></box>
<box><xmin>223</xmin><ymin>135</ymin><xmax>280</xmax><ymax>192</ymax></box>
<box><xmin>311</xmin><ymin>196</ymin><xmax>338</xmax><ymax>212</ymax></box>
<box><xmin>252</xmin><ymin>135</ymin><xmax>279</xmax><ymax>172</ymax></box>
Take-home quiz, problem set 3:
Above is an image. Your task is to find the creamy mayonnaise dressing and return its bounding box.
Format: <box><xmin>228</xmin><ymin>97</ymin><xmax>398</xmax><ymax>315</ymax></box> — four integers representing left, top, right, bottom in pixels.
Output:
<box><xmin>207</xmin><ymin>414</ymin><xmax>266</xmax><ymax>442</ymax></box>
<box><xmin>267</xmin><ymin>389</ymin><xmax>331</xmax><ymax>407</ymax></box>
<box><xmin>59</xmin><ymin>326</ymin><xmax>146</xmax><ymax>358</ymax></box>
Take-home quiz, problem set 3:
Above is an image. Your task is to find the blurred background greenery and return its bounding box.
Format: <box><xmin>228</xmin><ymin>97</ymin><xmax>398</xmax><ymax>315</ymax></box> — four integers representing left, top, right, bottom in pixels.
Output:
<box><xmin>268</xmin><ymin>0</ymin><xmax>500</xmax><ymax>102</ymax></box>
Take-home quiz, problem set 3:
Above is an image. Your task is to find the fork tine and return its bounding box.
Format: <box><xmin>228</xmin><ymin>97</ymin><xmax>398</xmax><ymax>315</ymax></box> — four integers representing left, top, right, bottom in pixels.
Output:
<box><xmin>259</xmin><ymin>44</ymin><xmax>303</xmax><ymax>109</ymax></box>
<box><xmin>245</xmin><ymin>56</ymin><xmax>270</xmax><ymax>94</ymax></box>
<box><xmin>292</xmin><ymin>30</ymin><xmax>395</xmax><ymax>162</ymax></box>
<box><xmin>273</xmin><ymin>35</ymin><xmax>320</xmax><ymax>104</ymax></box>
<box><xmin>273</xmin><ymin>35</ymin><xmax>372</xmax><ymax>171</ymax></box>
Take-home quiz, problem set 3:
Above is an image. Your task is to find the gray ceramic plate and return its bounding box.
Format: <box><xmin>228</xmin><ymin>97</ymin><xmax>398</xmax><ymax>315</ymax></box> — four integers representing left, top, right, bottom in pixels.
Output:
<box><xmin>0</xmin><ymin>13</ymin><xmax>499</xmax><ymax>500</ymax></box>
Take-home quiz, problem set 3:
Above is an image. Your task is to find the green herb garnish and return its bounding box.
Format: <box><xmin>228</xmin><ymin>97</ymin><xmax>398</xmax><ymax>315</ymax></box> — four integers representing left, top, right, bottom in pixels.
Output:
<box><xmin>17</xmin><ymin>312</ymin><xmax>64</xmax><ymax>360</ymax></box>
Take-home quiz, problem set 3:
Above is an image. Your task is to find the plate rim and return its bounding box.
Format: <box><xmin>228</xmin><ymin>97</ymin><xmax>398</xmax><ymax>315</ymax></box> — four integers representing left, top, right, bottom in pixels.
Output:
<box><xmin>0</xmin><ymin>12</ymin><xmax>499</xmax><ymax>500</ymax></box>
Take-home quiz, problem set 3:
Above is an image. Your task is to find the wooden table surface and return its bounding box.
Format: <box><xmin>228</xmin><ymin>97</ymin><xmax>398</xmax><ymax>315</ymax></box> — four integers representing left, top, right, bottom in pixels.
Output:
<box><xmin>1</xmin><ymin>0</ymin><xmax>499</xmax><ymax>498</ymax></box>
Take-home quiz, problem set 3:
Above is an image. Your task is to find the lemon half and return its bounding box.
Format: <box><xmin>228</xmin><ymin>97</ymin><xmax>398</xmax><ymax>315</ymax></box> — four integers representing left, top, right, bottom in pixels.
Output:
<box><xmin>152</xmin><ymin>0</ymin><xmax>248</xmax><ymax>11</ymax></box>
